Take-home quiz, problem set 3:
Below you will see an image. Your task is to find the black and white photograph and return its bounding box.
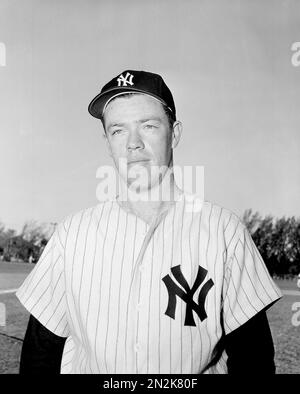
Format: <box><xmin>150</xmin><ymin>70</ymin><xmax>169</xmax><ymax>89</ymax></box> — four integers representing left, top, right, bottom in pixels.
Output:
<box><xmin>0</xmin><ymin>0</ymin><xmax>299</xmax><ymax>378</ymax></box>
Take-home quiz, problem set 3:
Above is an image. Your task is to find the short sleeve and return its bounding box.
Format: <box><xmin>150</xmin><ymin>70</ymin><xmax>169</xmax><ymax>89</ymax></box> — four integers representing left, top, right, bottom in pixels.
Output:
<box><xmin>222</xmin><ymin>224</ymin><xmax>282</xmax><ymax>335</ymax></box>
<box><xmin>16</xmin><ymin>225</ymin><xmax>70</xmax><ymax>337</ymax></box>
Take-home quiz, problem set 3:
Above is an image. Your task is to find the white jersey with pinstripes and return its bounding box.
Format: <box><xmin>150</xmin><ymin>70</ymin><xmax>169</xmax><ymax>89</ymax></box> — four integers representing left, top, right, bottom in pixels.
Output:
<box><xmin>16</xmin><ymin>192</ymin><xmax>281</xmax><ymax>374</ymax></box>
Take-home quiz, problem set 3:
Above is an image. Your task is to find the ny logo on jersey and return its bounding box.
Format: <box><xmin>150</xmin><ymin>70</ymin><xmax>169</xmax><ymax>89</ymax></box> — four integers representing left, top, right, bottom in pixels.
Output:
<box><xmin>117</xmin><ymin>72</ymin><xmax>134</xmax><ymax>87</ymax></box>
<box><xmin>162</xmin><ymin>265</ymin><xmax>214</xmax><ymax>326</ymax></box>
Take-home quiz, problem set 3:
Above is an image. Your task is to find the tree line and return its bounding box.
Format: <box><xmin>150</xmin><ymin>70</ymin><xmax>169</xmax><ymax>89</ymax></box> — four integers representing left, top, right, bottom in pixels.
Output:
<box><xmin>243</xmin><ymin>209</ymin><xmax>300</xmax><ymax>278</ymax></box>
<box><xmin>0</xmin><ymin>221</ymin><xmax>54</xmax><ymax>263</ymax></box>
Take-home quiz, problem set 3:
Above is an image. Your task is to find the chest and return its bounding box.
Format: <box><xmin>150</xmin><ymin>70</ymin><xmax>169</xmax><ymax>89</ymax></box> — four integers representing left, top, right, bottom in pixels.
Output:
<box><xmin>64</xmin><ymin>210</ymin><xmax>226</xmax><ymax>331</ymax></box>
<box><xmin>62</xmin><ymin>207</ymin><xmax>229</xmax><ymax>373</ymax></box>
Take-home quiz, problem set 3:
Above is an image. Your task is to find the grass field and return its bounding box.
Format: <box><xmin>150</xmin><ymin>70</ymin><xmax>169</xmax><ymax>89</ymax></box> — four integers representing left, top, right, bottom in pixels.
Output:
<box><xmin>0</xmin><ymin>262</ymin><xmax>299</xmax><ymax>374</ymax></box>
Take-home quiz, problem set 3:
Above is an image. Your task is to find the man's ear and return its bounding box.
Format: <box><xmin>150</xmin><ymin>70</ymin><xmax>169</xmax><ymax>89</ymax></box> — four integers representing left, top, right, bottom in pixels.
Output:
<box><xmin>171</xmin><ymin>121</ymin><xmax>183</xmax><ymax>149</ymax></box>
<box><xmin>102</xmin><ymin>129</ymin><xmax>113</xmax><ymax>158</ymax></box>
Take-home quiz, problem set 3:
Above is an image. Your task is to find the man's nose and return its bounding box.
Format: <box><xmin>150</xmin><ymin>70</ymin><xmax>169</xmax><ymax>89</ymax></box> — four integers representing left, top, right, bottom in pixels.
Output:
<box><xmin>126</xmin><ymin>129</ymin><xmax>144</xmax><ymax>151</ymax></box>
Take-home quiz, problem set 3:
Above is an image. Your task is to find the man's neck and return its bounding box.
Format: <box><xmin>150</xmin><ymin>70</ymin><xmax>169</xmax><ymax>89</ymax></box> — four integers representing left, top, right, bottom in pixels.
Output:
<box><xmin>117</xmin><ymin>176</ymin><xmax>182</xmax><ymax>224</ymax></box>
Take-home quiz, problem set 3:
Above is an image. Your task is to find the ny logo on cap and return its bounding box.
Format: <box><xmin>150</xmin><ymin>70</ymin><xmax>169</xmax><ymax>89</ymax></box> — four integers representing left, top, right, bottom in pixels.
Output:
<box><xmin>117</xmin><ymin>72</ymin><xmax>134</xmax><ymax>87</ymax></box>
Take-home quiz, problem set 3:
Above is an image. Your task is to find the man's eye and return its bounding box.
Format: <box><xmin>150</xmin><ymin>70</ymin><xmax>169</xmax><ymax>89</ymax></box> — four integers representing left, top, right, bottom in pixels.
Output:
<box><xmin>112</xmin><ymin>129</ymin><xmax>122</xmax><ymax>135</ymax></box>
<box><xmin>144</xmin><ymin>124</ymin><xmax>157</xmax><ymax>129</ymax></box>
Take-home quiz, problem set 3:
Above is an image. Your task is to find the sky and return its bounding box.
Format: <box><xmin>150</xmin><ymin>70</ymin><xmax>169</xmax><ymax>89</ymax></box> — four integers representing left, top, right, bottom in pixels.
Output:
<box><xmin>0</xmin><ymin>0</ymin><xmax>299</xmax><ymax>232</ymax></box>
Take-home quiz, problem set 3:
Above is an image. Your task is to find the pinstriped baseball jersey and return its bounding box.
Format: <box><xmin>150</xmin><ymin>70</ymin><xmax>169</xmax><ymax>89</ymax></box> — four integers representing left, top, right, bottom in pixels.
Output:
<box><xmin>16</xmin><ymin>192</ymin><xmax>281</xmax><ymax>374</ymax></box>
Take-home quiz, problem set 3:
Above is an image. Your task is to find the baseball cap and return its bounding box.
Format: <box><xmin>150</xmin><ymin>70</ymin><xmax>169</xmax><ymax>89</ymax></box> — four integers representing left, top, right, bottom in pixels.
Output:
<box><xmin>88</xmin><ymin>70</ymin><xmax>176</xmax><ymax>120</ymax></box>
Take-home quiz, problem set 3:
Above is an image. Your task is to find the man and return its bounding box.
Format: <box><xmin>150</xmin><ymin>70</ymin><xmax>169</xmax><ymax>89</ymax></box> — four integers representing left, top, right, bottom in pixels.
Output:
<box><xmin>17</xmin><ymin>70</ymin><xmax>281</xmax><ymax>374</ymax></box>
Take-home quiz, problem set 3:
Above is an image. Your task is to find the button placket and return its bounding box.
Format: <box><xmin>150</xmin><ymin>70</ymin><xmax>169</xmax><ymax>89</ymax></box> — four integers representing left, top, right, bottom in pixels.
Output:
<box><xmin>129</xmin><ymin>215</ymin><xmax>160</xmax><ymax>371</ymax></box>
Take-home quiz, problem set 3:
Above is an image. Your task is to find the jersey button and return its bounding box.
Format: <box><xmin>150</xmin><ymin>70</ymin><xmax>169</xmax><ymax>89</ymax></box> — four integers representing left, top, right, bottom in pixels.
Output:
<box><xmin>134</xmin><ymin>344</ymin><xmax>140</xmax><ymax>352</ymax></box>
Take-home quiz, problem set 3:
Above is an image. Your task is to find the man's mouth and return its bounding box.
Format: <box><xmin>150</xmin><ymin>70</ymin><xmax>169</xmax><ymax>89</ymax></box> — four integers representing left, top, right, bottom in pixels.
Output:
<box><xmin>128</xmin><ymin>159</ymin><xmax>149</xmax><ymax>165</ymax></box>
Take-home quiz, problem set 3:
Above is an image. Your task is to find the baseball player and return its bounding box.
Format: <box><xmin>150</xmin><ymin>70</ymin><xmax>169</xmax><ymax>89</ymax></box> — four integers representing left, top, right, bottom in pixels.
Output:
<box><xmin>17</xmin><ymin>70</ymin><xmax>281</xmax><ymax>374</ymax></box>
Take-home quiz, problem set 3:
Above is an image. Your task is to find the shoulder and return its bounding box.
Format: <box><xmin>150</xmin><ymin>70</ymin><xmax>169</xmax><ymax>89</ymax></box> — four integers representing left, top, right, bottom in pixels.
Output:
<box><xmin>183</xmin><ymin>193</ymin><xmax>245</xmax><ymax>233</ymax></box>
<box><xmin>55</xmin><ymin>200</ymin><xmax>115</xmax><ymax>243</ymax></box>
<box><xmin>207</xmin><ymin>199</ymin><xmax>246</xmax><ymax>237</ymax></box>
<box><xmin>202</xmin><ymin>200</ymin><xmax>253</xmax><ymax>261</ymax></box>
<box><xmin>183</xmin><ymin>193</ymin><xmax>248</xmax><ymax>253</ymax></box>
<box><xmin>203</xmin><ymin>199</ymin><xmax>245</xmax><ymax>231</ymax></box>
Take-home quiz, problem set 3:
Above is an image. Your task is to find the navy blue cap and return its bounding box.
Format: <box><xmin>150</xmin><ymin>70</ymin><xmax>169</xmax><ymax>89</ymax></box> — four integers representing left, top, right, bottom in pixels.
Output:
<box><xmin>88</xmin><ymin>70</ymin><xmax>176</xmax><ymax>120</ymax></box>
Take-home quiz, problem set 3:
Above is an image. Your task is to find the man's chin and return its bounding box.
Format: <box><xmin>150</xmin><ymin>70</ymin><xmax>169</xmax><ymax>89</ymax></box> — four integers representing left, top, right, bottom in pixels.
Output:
<box><xmin>124</xmin><ymin>182</ymin><xmax>154</xmax><ymax>200</ymax></box>
<box><xmin>127</xmin><ymin>182</ymin><xmax>151</xmax><ymax>193</ymax></box>
<box><xmin>127</xmin><ymin>160</ymin><xmax>150</xmax><ymax>168</ymax></box>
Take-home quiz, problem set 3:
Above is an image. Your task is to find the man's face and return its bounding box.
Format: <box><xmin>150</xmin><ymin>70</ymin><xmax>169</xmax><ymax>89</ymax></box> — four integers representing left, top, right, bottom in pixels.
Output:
<box><xmin>103</xmin><ymin>94</ymin><xmax>176</xmax><ymax>192</ymax></box>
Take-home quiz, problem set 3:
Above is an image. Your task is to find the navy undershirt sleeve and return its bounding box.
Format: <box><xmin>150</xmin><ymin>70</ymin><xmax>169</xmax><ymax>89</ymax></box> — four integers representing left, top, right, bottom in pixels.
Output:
<box><xmin>225</xmin><ymin>309</ymin><xmax>276</xmax><ymax>374</ymax></box>
<box><xmin>19</xmin><ymin>314</ymin><xmax>67</xmax><ymax>374</ymax></box>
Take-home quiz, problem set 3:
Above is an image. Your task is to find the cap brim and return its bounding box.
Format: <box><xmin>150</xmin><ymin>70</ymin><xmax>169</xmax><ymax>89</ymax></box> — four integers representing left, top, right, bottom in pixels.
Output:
<box><xmin>88</xmin><ymin>87</ymin><xmax>169</xmax><ymax>119</ymax></box>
